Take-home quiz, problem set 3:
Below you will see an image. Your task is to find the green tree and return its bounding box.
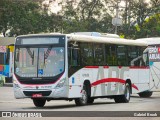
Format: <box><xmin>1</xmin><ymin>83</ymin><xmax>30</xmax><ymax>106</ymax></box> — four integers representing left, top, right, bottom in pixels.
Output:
<box><xmin>61</xmin><ymin>0</ymin><xmax>112</xmax><ymax>33</ymax></box>
<box><xmin>136</xmin><ymin>13</ymin><xmax>160</xmax><ymax>38</ymax></box>
<box><xmin>120</xmin><ymin>0</ymin><xmax>160</xmax><ymax>39</ymax></box>
<box><xmin>0</xmin><ymin>0</ymin><xmax>63</xmax><ymax>36</ymax></box>
<box><xmin>0</xmin><ymin>0</ymin><xmax>43</xmax><ymax>36</ymax></box>
<box><xmin>0</xmin><ymin>0</ymin><xmax>11</xmax><ymax>36</ymax></box>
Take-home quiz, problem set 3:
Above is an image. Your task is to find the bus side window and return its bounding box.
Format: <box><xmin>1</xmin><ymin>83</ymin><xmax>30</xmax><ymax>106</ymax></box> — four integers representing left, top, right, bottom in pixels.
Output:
<box><xmin>106</xmin><ymin>45</ymin><xmax>117</xmax><ymax>66</ymax></box>
<box><xmin>142</xmin><ymin>49</ymin><xmax>149</xmax><ymax>66</ymax></box>
<box><xmin>68</xmin><ymin>46</ymin><xmax>80</xmax><ymax>67</ymax></box>
<box><xmin>68</xmin><ymin>47</ymin><xmax>71</xmax><ymax>66</ymax></box>
<box><xmin>5</xmin><ymin>48</ymin><xmax>10</xmax><ymax>65</ymax></box>
<box><xmin>129</xmin><ymin>47</ymin><xmax>147</xmax><ymax>66</ymax></box>
<box><xmin>72</xmin><ymin>48</ymin><xmax>80</xmax><ymax>66</ymax></box>
<box><xmin>117</xmin><ymin>45</ymin><xmax>129</xmax><ymax>66</ymax></box>
<box><xmin>80</xmin><ymin>43</ymin><xmax>94</xmax><ymax>66</ymax></box>
<box><xmin>94</xmin><ymin>43</ymin><xmax>105</xmax><ymax>65</ymax></box>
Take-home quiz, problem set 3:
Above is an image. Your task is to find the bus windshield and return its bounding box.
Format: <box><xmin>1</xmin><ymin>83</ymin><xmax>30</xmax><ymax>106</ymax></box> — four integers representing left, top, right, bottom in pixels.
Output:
<box><xmin>14</xmin><ymin>46</ymin><xmax>64</xmax><ymax>78</ymax></box>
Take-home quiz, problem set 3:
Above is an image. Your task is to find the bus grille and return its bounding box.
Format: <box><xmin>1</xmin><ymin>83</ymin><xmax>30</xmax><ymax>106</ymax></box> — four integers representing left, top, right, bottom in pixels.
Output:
<box><xmin>23</xmin><ymin>91</ymin><xmax>52</xmax><ymax>97</ymax></box>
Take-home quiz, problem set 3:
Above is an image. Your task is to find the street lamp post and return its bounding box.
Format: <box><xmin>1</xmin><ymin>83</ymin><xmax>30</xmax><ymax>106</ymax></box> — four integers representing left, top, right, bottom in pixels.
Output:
<box><xmin>110</xmin><ymin>0</ymin><xmax>123</xmax><ymax>34</ymax></box>
<box><xmin>115</xmin><ymin>1</ymin><xmax>120</xmax><ymax>34</ymax></box>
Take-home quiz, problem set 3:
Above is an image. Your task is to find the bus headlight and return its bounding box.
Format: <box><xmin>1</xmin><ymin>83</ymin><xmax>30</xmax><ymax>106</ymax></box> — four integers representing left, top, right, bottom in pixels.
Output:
<box><xmin>55</xmin><ymin>78</ymin><xmax>66</xmax><ymax>89</ymax></box>
<box><xmin>13</xmin><ymin>80</ymin><xmax>20</xmax><ymax>89</ymax></box>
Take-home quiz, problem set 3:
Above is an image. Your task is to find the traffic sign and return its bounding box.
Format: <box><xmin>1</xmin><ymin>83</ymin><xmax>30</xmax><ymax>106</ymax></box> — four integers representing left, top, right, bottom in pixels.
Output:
<box><xmin>112</xmin><ymin>17</ymin><xmax>122</xmax><ymax>26</ymax></box>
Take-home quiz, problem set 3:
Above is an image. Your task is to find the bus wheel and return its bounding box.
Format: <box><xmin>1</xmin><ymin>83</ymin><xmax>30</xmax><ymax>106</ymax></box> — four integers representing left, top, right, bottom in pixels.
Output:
<box><xmin>114</xmin><ymin>83</ymin><xmax>131</xmax><ymax>103</ymax></box>
<box><xmin>75</xmin><ymin>86</ymin><xmax>88</xmax><ymax>106</ymax></box>
<box><xmin>138</xmin><ymin>91</ymin><xmax>153</xmax><ymax>98</ymax></box>
<box><xmin>87</xmin><ymin>98</ymin><xmax>94</xmax><ymax>104</ymax></box>
<box><xmin>33</xmin><ymin>99</ymin><xmax>46</xmax><ymax>107</ymax></box>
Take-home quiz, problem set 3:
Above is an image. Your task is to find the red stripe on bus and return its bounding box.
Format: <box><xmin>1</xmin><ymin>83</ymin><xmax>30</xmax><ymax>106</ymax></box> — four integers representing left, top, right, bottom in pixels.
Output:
<box><xmin>85</xmin><ymin>66</ymin><xmax>99</xmax><ymax>68</ymax></box>
<box><xmin>85</xmin><ymin>66</ymin><xmax>109</xmax><ymax>68</ymax></box>
<box><xmin>84</xmin><ymin>66</ymin><xmax>149</xmax><ymax>69</ymax></box>
<box><xmin>131</xmin><ymin>84</ymin><xmax>139</xmax><ymax>91</ymax></box>
<box><xmin>91</xmin><ymin>78</ymin><xmax>139</xmax><ymax>90</ymax></box>
<box><xmin>103</xmin><ymin>66</ymin><xmax>109</xmax><ymax>68</ymax></box>
<box><xmin>118</xmin><ymin>66</ymin><xmax>122</xmax><ymax>68</ymax></box>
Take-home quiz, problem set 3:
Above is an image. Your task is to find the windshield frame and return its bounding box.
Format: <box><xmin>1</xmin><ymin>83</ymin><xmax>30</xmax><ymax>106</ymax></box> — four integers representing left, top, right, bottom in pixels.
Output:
<box><xmin>14</xmin><ymin>35</ymin><xmax>66</xmax><ymax>84</ymax></box>
<box><xmin>14</xmin><ymin>45</ymin><xmax>65</xmax><ymax>77</ymax></box>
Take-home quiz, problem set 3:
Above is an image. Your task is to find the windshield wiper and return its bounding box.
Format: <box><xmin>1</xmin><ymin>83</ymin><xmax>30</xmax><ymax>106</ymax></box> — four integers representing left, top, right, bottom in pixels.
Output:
<box><xmin>44</xmin><ymin>47</ymin><xmax>52</xmax><ymax>64</ymax></box>
<box><xmin>26</xmin><ymin>48</ymin><xmax>34</xmax><ymax>65</ymax></box>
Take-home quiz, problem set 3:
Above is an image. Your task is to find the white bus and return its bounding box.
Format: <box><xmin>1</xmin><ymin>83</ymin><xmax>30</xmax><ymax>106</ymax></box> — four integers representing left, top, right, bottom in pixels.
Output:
<box><xmin>13</xmin><ymin>33</ymin><xmax>160</xmax><ymax>107</ymax></box>
<box><xmin>0</xmin><ymin>37</ymin><xmax>15</xmax><ymax>83</ymax></box>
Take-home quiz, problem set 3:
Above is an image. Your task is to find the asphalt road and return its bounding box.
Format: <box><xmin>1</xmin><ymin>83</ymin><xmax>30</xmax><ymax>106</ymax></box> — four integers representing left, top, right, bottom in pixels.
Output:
<box><xmin>0</xmin><ymin>86</ymin><xmax>160</xmax><ymax>119</ymax></box>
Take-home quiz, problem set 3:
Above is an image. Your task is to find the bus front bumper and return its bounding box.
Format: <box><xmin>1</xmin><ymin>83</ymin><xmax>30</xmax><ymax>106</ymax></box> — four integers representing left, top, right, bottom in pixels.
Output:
<box><xmin>13</xmin><ymin>85</ymin><xmax>68</xmax><ymax>99</ymax></box>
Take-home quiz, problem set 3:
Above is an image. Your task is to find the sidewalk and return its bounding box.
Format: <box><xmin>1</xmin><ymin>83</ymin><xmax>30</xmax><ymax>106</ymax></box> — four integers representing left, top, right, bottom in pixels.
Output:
<box><xmin>4</xmin><ymin>83</ymin><xmax>13</xmax><ymax>87</ymax></box>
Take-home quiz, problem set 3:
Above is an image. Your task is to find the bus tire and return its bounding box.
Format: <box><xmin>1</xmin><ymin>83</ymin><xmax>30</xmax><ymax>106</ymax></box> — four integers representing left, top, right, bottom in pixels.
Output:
<box><xmin>138</xmin><ymin>91</ymin><xmax>153</xmax><ymax>98</ymax></box>
<box><xmin>87</xmin><ymin>98</ymin><xmax>94</xmax><ymax>104</ymax></box>
<box><xmin>33</xmin><ymin>99</ymin><xmax>46</xmax><ymax>107</ymax></box>
<box><xmin>114</xmin><ymin>83</ymin><xmax>131</xmax><ymax>103</ymax></box>
<box><xmin>75</xmin><ymin>85</ymin><xmax>88</xmax><ymax>106</ymax></box>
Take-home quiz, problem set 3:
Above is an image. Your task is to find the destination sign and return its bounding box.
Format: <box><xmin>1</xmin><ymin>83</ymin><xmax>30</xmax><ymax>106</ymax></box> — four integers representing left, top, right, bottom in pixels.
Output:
<box><xmin>21</xmin><ymin>38</ymin><xmax>59</xmax><ymax>45</ymax></box>
<box><xmin>148</xmin><ymin>46</ymin><xmax>160</xmax><ymax>62</ymax></box>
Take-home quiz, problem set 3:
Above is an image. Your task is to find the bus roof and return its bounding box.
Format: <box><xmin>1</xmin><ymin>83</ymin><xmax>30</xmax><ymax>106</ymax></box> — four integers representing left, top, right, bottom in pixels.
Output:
<box><xmin>68</xmin><ymin>34</ymin><xmax>148</xmax><ymax>46</ymax></box>
<box><xmin>136</xmin><ymin>37</ymin><xmax>160</xmax><ymax>45</ymax></box>
<box><xmin>17</xmin><ymin>33</ymin><xmax>156</xmax><ymax>47</ymax></box>
<box><xmin>17</xmin><ymin>33</ymin><xmax>64</xmax><ymax>38</ymax></box>
<box><xmin>70</xmin><ymin>32</ymin><xmax>120</xmax><ymax>38</ymax></box>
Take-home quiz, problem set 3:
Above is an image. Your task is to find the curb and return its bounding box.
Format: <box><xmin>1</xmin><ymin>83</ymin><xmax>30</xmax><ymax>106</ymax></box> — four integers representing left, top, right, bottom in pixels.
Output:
<box><xmin>4</xmin><ymin>83</ymin><xmax>13</xmax><ymax>87</ymax></box>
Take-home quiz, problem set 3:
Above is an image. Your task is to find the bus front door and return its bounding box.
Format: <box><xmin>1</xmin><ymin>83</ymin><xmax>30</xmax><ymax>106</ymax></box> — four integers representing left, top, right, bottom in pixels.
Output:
<box><xmin>148</xmin><ymin>45</ymin><xmax>160</xmax><ymax>91</ymax></box>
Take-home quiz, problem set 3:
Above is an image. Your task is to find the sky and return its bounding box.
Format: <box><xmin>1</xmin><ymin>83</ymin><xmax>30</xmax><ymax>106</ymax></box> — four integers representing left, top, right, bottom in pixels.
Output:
<box><xmin>42</xmin><ymin>0</ymin><xmax>151</xmax><ymax>14</ymax></box>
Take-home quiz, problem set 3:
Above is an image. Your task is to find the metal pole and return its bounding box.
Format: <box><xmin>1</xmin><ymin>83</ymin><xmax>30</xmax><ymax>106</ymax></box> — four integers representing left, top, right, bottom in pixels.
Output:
<box><xmin>128</xmin><ymin>0</ymin><xmax>131</xmax><ymax>30</ymax></box>
<box><xmin>115</xmin><ymin>1</ymin><xmax>119</xmax><ymax>34</ymax></box>
<box><xmin>125</xmin><ymin>0</ymin><xmax>128</xmax><ymax>24</ymax></box>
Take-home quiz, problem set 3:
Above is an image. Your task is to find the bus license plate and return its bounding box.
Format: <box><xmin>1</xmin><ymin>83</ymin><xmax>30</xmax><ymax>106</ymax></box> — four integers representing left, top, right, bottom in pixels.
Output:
<box><xmin>32</xmin><ymin>93</ymin><xmax>42</xmax><ymax>98</ymax></box>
